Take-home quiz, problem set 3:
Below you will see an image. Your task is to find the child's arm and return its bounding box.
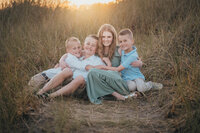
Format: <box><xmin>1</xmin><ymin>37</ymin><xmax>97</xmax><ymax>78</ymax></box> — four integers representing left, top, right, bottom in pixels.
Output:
<box><xmin>102</xmin><ymin>57</ymin><xmax>112</xmax><ymax>67</ymax></box>
<box><xmin>104</xmin><ymin>54</ymin><xmax>140</xmax><ymax>72</ymax></box>
<box><xmin>118</xmin><ymin>47</ymin><xmax>142</xmax><ymax>68</ymax></box>
<box><xmin>103</xmin><ymin>65</ymin><xmax>125</xmax><ymax>72</ymax></box>
<box><xmin>85</xmin><ymin>57</ymin><xmax>107</xmax><ymax>71</ymax></box>
<box><xmin>58</xmin><ymin>54</ymin><xmax>69</xmax><ymax>70</ymax></box>
<box><xmin>85</xmin><ymin>64</ymin><xmax>124</xmax><ymax>72</ymax></box>
<box><xmin>85</xmin><ymin>65</ymin><xmax>106</xmax><ymax>71</ymax></box>
<box><xmin>131</xmin><ymin>57</ymin><xmax>143</xmax><ymax>68</ymax></box>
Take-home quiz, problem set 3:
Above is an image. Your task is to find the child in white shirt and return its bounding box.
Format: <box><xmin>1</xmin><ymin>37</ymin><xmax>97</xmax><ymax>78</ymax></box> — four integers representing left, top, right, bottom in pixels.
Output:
<box><xmin>28</xmin><ymin>37</ymin><xmax>82</xmax><ymax>92</ymax></box>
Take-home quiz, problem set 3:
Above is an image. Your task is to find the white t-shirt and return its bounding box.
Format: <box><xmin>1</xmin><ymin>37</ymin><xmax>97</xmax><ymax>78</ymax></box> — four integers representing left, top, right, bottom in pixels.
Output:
<box><xmin>73</xmin><ymin>55</ymin><xmax>105</xmax><ymax>80</ymax></box>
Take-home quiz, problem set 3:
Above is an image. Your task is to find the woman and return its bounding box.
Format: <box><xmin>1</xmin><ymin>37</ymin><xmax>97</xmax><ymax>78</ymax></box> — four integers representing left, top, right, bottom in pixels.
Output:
<box><xmin>97</xmin><ymin>24</ymin><xmax>120</xmax><ymax>67</ymax></box>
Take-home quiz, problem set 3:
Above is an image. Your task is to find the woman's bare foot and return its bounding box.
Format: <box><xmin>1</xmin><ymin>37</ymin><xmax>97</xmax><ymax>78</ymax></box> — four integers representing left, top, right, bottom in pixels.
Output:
<box><xmin>112</xmin><ymin>92</ymin><xmax>126</xmax><ymax>101</ymax></box>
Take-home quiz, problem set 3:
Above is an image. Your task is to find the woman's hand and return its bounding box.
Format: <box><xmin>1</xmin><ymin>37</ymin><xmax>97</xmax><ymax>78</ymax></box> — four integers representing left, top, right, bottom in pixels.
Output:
<box><xmin>59</xmin><ymin>62</ymin><xmax>70</xmax><ymax>70</ymax></box>
<box><xmin>102</xmin><ymin>57</ymin><xmax>112</xmax><ymax>66</ymax></box>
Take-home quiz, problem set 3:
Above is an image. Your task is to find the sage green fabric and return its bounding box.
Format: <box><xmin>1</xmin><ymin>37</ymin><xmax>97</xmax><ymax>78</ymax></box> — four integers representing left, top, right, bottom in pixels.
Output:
<box><xmin>86</xmin><ymin>68</ymin><xmax>130</xmax><ymax>104</ymax></box>
<box><xmin>111</xmin><ymin>46</ymin><xmax>121</xmax><ymax>67</ymax></box>
<box><xmin>86</xmin><ymin>47</ymin><xmax>128</xmax><ymax>104</ymax></box>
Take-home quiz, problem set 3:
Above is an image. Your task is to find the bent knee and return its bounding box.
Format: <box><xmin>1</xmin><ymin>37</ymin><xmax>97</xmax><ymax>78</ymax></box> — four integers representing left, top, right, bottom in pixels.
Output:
<box><xmin>76</xmin><ymin>76</ymin><xmax>85</xmax><ymax>81</ymax></box>
<box><xmin>127</xmin><ymin>81</ymin><xmax>137</xmax><ymax>91</ymax></box>
<box><xmin>75</xmin><ymin>76</ymin><xmax>85</xmax><ymax>83</ymax></box>
<box><xmin>62</xmin><ymin>68</ymin><xmax>73</xmax><ymax>77</ymax></box>
<box><xmin>137</xmin><ymin>85</ymin><xmax>146</xmax><ymax>92</ymax></box>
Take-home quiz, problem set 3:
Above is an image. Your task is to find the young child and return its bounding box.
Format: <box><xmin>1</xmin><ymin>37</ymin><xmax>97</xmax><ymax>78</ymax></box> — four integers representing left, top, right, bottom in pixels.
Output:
<box><xmin>28</xmin><ymin>37</ymin><xmax>82</xmax><ymax>92</ymax></box>
<box><xmin>102</xmin><ymin>28</ymin><xmax>163</xmax><ymax>100</ymax></box>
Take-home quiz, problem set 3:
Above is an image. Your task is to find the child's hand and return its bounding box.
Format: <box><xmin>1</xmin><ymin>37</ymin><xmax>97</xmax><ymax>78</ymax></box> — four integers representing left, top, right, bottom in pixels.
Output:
<box><xmin>59</xmin><ymin>62</ymin><xmax>70</xmax><ymax>70</ymax></box>
<box><xmin>58</xmin><ymin>54</ymin><xmax>69</xmax><ymax>70</ymax></box>
<box><xmin>102</xmin><ymin>57</ymin><xmax>112</xmax><ymax>67</ymax></box>
<box><xmin>95</xmin><ymin>65</ymin><xmax>107</xmax><ymax>70</ymax></box>
<box><xmin>131</xmin><ymin>58</ymin><xmax>143</xmax><ymax>68</ymax></box>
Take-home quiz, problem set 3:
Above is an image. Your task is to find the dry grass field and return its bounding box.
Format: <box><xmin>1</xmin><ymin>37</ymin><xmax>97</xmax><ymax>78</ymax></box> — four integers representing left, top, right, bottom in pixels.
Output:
<box><xmin>0</xmin><ymin>0</ymin><xmax>200</xmax><ymax>132</ymax></box>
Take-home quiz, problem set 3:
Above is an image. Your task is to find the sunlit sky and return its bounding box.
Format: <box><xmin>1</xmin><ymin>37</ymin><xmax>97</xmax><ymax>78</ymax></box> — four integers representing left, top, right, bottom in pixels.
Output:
<box><xmin>0</xmin><ymin>0</ymin><xmax>118</xmax><ymax>9</ymax></box>
<box><xmin>66</xmin><ymin>0</ymin><xmax>117</xmax><ymax>7</ymax></box>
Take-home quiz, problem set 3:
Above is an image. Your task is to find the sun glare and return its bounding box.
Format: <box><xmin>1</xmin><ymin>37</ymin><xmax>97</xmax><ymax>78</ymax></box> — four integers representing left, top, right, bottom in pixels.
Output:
<box><xmin>67</xmin><ymin>0</ymin><xmax>117</xmax><ymax>7</ymax></box>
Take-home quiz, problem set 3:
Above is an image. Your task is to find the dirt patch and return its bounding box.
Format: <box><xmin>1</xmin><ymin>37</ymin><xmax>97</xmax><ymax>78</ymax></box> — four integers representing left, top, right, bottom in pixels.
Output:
<box><xmin>26</xmin><ymin>88</ymin><xmax>174</xmax><ymax>133</ymax></box>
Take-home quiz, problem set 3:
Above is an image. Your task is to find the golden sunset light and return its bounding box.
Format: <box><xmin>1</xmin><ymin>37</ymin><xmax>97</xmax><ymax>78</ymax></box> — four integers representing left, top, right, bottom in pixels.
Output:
<box><xmin>66</xmin><ymin>0</ymin><xmax>117</xmax><ymax>7</ymax></box>
<box><xmin>1</xmin><ymin>0</ymin><xmax>200</xmax><ymax>132</ymax></box>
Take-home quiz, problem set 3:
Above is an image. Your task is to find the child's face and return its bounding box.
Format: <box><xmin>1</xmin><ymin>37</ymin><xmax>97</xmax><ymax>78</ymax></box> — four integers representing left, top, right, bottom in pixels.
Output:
<box><xmin>83</xmin><ymin>37</ymin><xmax>98</xmax><ymax>56</ymax></box>
<box><xmin>118</xmin><ymin>34</ymin><xmax>134</xmax><ymax>53</ymax></box>
<box><xmin>102</xmin><ymin>31</ymin><xmax>113</xmax><ymax>47</ymax></box>
<box><xmin>67</xmin><ymin>42</ymin><xmax>82</xmax><ymax>58</ymax></box>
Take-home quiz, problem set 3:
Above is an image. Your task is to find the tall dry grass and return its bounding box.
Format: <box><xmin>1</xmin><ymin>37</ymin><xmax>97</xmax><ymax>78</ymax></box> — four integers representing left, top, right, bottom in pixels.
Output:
<box><xmin>0</xmin><ymin>0</ymin><xmax>199</xmax><ymax>132</ymax></box>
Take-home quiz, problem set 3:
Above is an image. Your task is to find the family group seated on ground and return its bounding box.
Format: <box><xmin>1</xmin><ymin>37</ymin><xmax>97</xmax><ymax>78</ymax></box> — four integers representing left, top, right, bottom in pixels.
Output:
<box><xmin>28</xmin><ymin>24</ymin><xmax>163</xmax><ymax>104</ymax></box>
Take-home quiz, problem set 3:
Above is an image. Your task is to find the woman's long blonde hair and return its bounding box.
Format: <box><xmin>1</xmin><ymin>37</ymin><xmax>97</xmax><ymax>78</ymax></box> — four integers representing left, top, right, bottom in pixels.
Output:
<box><xmin>97</xmin><ymin>24</ymin><xmax>117</xmax><ymax>60</ymax></box>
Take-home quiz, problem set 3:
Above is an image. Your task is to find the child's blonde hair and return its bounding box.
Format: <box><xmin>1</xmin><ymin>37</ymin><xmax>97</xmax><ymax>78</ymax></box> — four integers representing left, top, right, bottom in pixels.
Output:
<box><xmin>97</xmin><ymin>24</ymin><xmax>117</xmax><ymax>60</ymax></box>
<box><xmin>85</xmin><ymin>34</ymin><xmax>99</xmax><ymax>42</ymax></box>
<box><xmin>65</xmin><ymin>37</ymin><xmax>81</xmax><ymax>49</ymax></box>
<box><xmin>118</xmin><ymin>28</ymin><xmax>134</xmax><ymax>40</ymax></box>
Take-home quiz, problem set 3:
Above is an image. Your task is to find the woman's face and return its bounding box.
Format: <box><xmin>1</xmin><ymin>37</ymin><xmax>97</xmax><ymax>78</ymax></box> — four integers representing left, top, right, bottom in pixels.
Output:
<box><xmin>102</xmin><ymin>31</ymin><xmax>113</xmax><ymax>47</ymax></box>
<box><xmin>83</xmin><ymin>37</ymin><xmax>98</xmax><ymax>56</ymax></box>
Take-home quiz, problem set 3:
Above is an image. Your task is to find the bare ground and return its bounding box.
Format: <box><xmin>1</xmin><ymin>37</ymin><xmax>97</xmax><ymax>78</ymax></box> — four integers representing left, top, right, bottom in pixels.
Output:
<box><xmin>24</xmin><ymin>85</ymin><xmax>175</xmax><ymax>133</ymax></box>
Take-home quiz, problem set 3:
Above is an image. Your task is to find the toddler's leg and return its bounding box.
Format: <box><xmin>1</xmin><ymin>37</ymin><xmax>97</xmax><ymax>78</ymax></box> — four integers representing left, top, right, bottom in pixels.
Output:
<box><xmin>49</xmin><ymin>75</ymin><xmax>85</xmax><ymax>98</ymax></box>
<box><xmin>112</xmin><ymin>92</ymin><xmax>125</xmax><ymax>101</ymax></box>
<box><xmin>37</xmin><ymin>68</ymin><xmax>73</xmax><ymax>95</ymax></box>
<box><xmin>28</xmin><ymin>73</ymin><xmax>47</xmax><ymax>93</ymax></box>
<box><xmin>135</xmin><ymin>78</ymin><xmax>152</xmax><ymax>92</ymax></box>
